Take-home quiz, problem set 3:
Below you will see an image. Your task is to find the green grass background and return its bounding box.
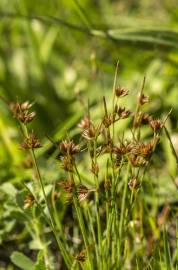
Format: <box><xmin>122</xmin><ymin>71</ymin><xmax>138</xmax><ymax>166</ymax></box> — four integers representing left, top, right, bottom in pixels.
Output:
<box><xmin>0</xmin><ymin>0</ymin><xmax>178</xmax><ymax>269</ymax></box>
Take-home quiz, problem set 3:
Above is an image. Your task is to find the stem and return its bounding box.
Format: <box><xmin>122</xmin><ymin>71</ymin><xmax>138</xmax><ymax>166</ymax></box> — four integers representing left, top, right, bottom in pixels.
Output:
<box><xmin>73</xmin><ymin>193</ymin><xmax>93</xmax><ymax>270</ymax></box>
<box><xmin>21</xmin><ymin>124</ymin><xmax>72</xmax><ymax>268</ymax></box>
<box><xmin>164</xmin><ymin>126</ymin><xmax>178</xmax><ymax>165</ymax></box>
<box><xmin>74</xmin><ymin>162</ymin><xmax>82</xmax><ymax>183</ymax></box>
<box><xmin>87</xmin><ymin>206</ymin><xmax>99</xmax><ymax>264</ymax></box>
<box><xmin>112</xmin><ymin>60</ymin><xmax>119</xmax><ymax>143</ymax></box>
<box><xmin>93</xmin><ymin>139</ymin><xmax>102</xmax><ymax>268</ymax></box>
<box><xmin>119</xmin><ymin>163</ymin><xmax>130</xmax><ymax>247</ymax></box>
<box><xmin>69</xmin><ymin>167</ymin><xmax>93</xmax><ymax>270</ymax></box>
<box><xmin>133</xmin><ymin>76</ymin><xmax>146</xmax><ymax>140</ymax></box>
<box><xmin>51</xmin><ymin>184</ymin><xmax>64</xmax><ymax>236</ymax></box>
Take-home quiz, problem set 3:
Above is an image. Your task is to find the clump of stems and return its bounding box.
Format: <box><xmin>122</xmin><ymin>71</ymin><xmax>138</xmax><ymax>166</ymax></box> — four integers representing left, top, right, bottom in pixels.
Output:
<box><xmin>4</xmin><ymin>69</ymin><xmax>168</xmax><ymax>269</ymax></box>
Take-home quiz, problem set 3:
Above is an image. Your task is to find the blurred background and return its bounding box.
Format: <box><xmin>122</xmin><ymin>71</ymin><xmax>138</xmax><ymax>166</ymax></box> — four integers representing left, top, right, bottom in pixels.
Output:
<box><xmin>0</xmin><ymin>0</ymin><xmax>178</xmax><ymax>268</ymax></box>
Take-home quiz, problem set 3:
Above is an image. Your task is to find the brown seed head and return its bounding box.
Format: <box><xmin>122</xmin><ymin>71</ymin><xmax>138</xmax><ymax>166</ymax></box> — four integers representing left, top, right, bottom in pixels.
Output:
<box><xmin>138</xmin><ymin>93</ymin><xmax>149</xmax><ymax>105</ymax></box>
<box><xmin>82</xmin><ymin>126</ymin><xmax>96</xmax><ymax>140</ymax></box>
<box><xmin>133</xmin><ymin>141</ymin><xmax>154</xmax><ymax>158</ymax></box>
<box><xmin>18</xmin><ymin>111</ymin><xmax>36</xmax><ymax>124</ymax></box>
<box><xmin>116</xmin><ymin>106</ymin><xmax>131</xmax><ymax>119</ymax></box>
<box><xmin>21</xmin><ymin>132</ymin><xmax>42</xmax><ymax>150</ymax></box>
<box><xmin>61</xmin><ymin>156</ymin><xmax>74</xmax><ymax>172</ymax></box>
<box><xmin>78</xmin><ymin>116</ymin><xmax>91</xmax><ymax>129</ymax></box>
<box><xmin>115</xmin><ymin>87</ymin><xmax>129</xmax><ymax>97</ymax></box>
<box><xmin>9</xmin><ymin>100</ymin><xmax>36</xmax><ymax>124</ymax></box>
<box><xmin>113</xmin><ymin>141</ymin><xmax>133</xmax><ymax>155</ymax></box>
<box><xmin>129</xmin><ymin>155</ymin><xmax>147</xmax><ymax>167</ymax></box>
<box><xmin>60</xmin><ymin>140</ymin><xmax>80</xmax><ymax>156</ymax></box>
<box><xmin>20</xmin><ymin>101</ymin><xmax>33</xmax><ymax>111</ymax></box>
<box><xmin>149</xmin><ymin>119</ymin><xmax>164</xmax><ymax>132</ymax></box>
<box><xmin>103</xmin><ymin>114</ymin><xmax>114</xmax><ymax>128</ymax></box>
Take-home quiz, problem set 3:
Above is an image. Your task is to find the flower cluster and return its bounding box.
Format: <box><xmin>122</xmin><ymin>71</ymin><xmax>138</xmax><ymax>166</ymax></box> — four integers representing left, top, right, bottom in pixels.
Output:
<box><xmin>9</xmin><ymin>100</ymin><xmax>36</xmax><ymax>124</ymax></box>
<box><xmin>4</xmin><ymin>75</ymin><xmax>168</xmax><ymax>270</ymax></box>
<box><xmin>56</xmin><ymin>82</ymin><xmax>165</xmax><ymax>206</ymax></box>
<box><xmin>21</xmin><ymin>132</ymin><xmax>42</xmax><ymax>150</ymax></box>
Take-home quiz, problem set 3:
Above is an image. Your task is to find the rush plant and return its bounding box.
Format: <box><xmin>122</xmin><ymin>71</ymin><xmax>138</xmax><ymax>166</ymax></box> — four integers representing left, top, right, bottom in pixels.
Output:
<box><xmin>2</xmin><ymin>65</ymin><xmax>176</xmax><ymax>270</ymax></box>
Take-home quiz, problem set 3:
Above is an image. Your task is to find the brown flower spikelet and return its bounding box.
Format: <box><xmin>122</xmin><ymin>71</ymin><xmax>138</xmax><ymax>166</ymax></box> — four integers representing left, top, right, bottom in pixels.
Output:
<box><xmin>115</xmin><ymin>86</ymin><xmax>129</xmax><ymax>97</ymax></box>
<box><xmin>113</xmin><ymin>140</ymin><xmax>133</xmax><ymax>156</ymax></box>
<box><xmin>21</xmin><ymin>132</ymin><xmax>41</xmax><ymax>150</ymax></box>
<box><xmin>149</xmin><ymin>119</ymin><xmax>164</xmax><ymax>132</ymax></box>
<box><xmin>60</xmin><ymin>140</ymin><xmax>80</xmax><ymax>156</ymax></box>
<box><xmin>9</xmin><ymin>100</ymin><xmax>36</xmax><ymax>124</ymax></box>
<box><xmin>138</xmin><ymin>93</ymin><xmax>149</xmax><ymax>105</ymax></box>
<box><xmin>115</xmin><ymin>106</ymin><xmax>131</xmax><ymax>119</ymax></box>
<box><xmin>78</xmin><ymin>116</ymin><xmax>91</xmax><ymax>129</ymax></box>
<box><xmin>129</xmin><ymin>155</ymin><xmax>147</xmax><ymax>167</ymax></box>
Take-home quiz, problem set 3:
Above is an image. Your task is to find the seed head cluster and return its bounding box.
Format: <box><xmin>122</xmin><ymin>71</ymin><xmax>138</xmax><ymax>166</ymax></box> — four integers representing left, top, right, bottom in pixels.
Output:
<box><xmin>4</xmin><ymin>77</ymin><xmax>168</xmax><ymax>270</ymax></box>
<box><xmin>115</xmin><ymin>86</ymin><xmax>129</xmax><ymax>97</ymax></box>
<box><xmin>9</xmin><ymin>100</ymin><xmax>36</xmax><ymax>124</ymax></box>
<box><xmin>60</xmin><ymin>140</ymin><xmax>80</xmax><ymax>156</ymax></box>
<box><xmin>55</xmin><ymin>83</ymin><xmax>164</xmax><ymax>206</ymax></box>
<box><xmin>21</xmin><ymin>132</ymin><xmax>42</xmax><ymax>150</ymax></box>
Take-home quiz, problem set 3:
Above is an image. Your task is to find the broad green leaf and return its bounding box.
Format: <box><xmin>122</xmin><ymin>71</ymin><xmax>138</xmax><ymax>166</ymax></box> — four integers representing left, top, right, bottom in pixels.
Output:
<box><xmin>0</xmin><ymin>182</ymin><xmax>17</xmax><ymax>197</ymax></box>
<box><xmin>10</xmin><ymin>251</ymin><xmax>35</xmax><ymax>270</ymax></box>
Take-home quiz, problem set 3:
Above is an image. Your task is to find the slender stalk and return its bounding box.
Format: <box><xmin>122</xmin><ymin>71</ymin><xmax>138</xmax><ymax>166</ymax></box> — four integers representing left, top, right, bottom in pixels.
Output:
<box><xmin>112</xmin><ymin>60</ymin><xmax>119</xmax><ymax>143</ymax></box>
<box><xmin>164</xmin><ymin>126</ymin><xmax>178</xmax><ymax>165</ymax></box>
<box><xmin>74</xmin><ymin>162</ymin><xmax>82</xmax><ymax>183</ymax></box>
<box><xmin>133</xmin><ymin>76</ymin><xmax>146</xmax><ymax>140</ymax></box>
<box><xmin>51</xmin><ymin>184</ymin><xmax>64</xmax><ymax>236</ymax></box>
<box><xmin>21</xmin><ymin>124</ymin><xmax>53</xmax><ymax>221</ymax></box>
<box><xmin>73</xmin><ymin>193</ymin><xmax>93</xmax><ymax>270</ymax></box>
<box><xmin>119</xmin><ymin>163</ymin><xmax>130</xmax><ymax>247</ymax></box>
<box><xmin>21</xmin><ymin>124</ymin><xmax>72</xmax><ymax>268</ymax></box>
<box><xmin>87</xmin><ymin>206</ymin><xmax>99</xmax><ymax>264</ymax></box>
<box><xmin>23</xmin><ymin>183</ymin><xmax>72</xmax><ymax>268</ymax></box>
<box><xmin>93</xmin><ymin>139</ymin><xmax>103</xmax><ymax>268</ymax></box>
<box><xmin>69</xmin><ymin>166</ymin><xmax>93</xmax><ymax>270</ymax></box>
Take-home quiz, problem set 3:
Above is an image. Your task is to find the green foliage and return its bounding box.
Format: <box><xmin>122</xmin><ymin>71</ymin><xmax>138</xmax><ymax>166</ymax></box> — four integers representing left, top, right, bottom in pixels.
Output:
<box><xmin>10</xmin><ymin>252</ymin><xmax>35</xmax><ymax>270</ymax></box>
<box><xmin>0</xmin><ymin>0</ymin><xmax>178</xmax><ymax>269</ymax></box>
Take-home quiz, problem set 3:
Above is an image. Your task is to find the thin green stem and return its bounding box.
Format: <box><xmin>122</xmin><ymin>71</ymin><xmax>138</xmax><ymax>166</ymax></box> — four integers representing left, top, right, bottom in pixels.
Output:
<box><xmin>93</xmin><ymin>139</ymin><xmax>103</xmax><ymax>269</ymax></box>
<box><xmin>70</xmin><ymin>166</ymin><xmax>92</xmax><ymax>269</ymax></box>
<box><xmin>87</xmin><ymin>206</ymin><xmax>99</xmax><ymax>264</ymax></box>
<box><xmin>74</xmin><ymin>162</ymin><xmax>82</xmax><ymax>183</ymax></box>
<box><xmin>119</xmin><ymin>163</ymin><xmax>130</xmax><ymax>247</ymax></box>
<box><xmin>21</xmin><ymin>124</ymin><xmax>72</xmax><ymax>268</ymax></box>
<box><xmin>73</xmin><ymin>193</ymin><xmax>93</xmax><ymax>270</ymax></box>
<box><xmin>112</xmin><ymin>60</ymin><xmax>119</xmax><ymax>143</ymax></box>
